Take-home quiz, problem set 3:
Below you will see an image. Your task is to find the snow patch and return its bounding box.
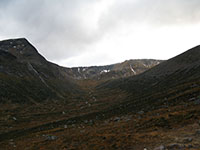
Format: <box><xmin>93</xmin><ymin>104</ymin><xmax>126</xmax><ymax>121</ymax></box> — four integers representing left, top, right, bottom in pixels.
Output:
<box><xmin>143</xmin><ymin>63</ymin><xmax>148</xmax><ymax>67</ymax></box>
<box><xmin>100</xmin><ymin>69</ymin><xmax>110</xmax><ymax>74</ymax></box>
<box><xmin>78</xmin><ymin>68</ymin><xmax>81</xmax><ymax>73</ymax></box>
<box><xmin>130</xmin><ymin>65</ymin><xmax>136</xmax><ymax>75</ymax></box>
<box><xmin>156</xmin><ymin>61</ymin><xmax>160</xmax><ymax>65</ymax></box>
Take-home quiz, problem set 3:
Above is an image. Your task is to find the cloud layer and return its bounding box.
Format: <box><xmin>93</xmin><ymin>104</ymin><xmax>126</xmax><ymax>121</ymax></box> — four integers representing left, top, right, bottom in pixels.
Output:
<box><xmin>1</xmin><ymin>0</ymin><xmax>200</xmax><ymax>67</ymax></box>
<box><xmin>101</xmin><ymin>0</ymin><xmax>200</xmax><ymax>26</ymax></box>
<box><xmin>0</xmin><ymin>0</ymin><xmax>103</xmax><ymax>59</ymax></box>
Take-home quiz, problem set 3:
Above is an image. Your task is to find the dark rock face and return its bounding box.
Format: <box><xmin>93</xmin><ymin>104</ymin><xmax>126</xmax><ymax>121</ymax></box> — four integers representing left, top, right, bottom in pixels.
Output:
<box><xmin>0</xmin><ymin>38</ymin><xmax>46</xmax><ymax>65</ymax></box>
<box><xmin>0</xmin><ymin>51</ymin><xmax>16</xmax><ymax>60</ymax></box>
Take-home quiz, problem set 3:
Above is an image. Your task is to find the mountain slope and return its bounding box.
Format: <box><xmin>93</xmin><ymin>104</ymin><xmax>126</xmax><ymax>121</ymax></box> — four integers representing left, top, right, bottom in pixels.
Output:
<box><xmin>97</xmin><ymin>45</ymin><xmax>200</xmax><ymax>114</ymax></box>
<box><xmin>0</xmin><ymin>38</ymin><xmax>81</xmax><ymax>103</ymax></box>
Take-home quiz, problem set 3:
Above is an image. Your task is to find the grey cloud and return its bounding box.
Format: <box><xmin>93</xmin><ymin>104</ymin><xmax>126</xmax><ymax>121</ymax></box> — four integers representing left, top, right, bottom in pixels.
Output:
<box><xmin>99</xmin><ymin>0</ymin><xmax>200</xmax><ymax>29</ymax></box>
<box><xmin>0</xmin><ymin>0</ymin><xmax>102</xmax><ymax>61</ymax></box>
<box><xmin>0</xmin><ymin>0</ymin><xmax>13</xmax><ymax>7</ymax></box>
<box><xmin>0</xmin><ymin>0</ymin><xmax>200</xmax><ymax>65</ymax></box>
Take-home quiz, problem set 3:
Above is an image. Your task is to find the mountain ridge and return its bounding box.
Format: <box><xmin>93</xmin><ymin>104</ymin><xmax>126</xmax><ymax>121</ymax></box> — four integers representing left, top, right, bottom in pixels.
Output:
<box><xmin>0</xmin><ymin>38</ymin><xmax>164</xmax><ymax>81</ymax></box>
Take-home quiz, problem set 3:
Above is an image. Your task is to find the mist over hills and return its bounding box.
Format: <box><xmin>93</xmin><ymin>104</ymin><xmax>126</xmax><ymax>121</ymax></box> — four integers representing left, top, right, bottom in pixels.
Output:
<box><xmin>1</xmin><ymin>38</ymin><xmax>200</xmax><ymax>149</ymax></box>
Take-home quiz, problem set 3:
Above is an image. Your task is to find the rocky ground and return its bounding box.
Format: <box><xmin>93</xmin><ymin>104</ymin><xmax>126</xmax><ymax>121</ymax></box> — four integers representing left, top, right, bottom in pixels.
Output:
<box><xmin>0</xmin><ymin>102</ymin><xmax>200</xmax><ymax>150</ymax></box>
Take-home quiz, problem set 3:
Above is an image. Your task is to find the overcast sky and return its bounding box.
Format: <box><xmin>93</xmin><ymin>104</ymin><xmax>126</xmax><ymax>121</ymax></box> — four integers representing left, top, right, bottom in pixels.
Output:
<box><xmin>1</xmin><ymin>0</ymin><xmax>200</xmax><ymax>67</ymax></box>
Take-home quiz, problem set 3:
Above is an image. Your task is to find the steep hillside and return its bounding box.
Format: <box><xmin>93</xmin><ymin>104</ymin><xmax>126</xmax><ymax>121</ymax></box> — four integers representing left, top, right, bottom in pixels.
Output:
<box><xmin>0</xmin><ymin>38</ymin><xmax>81</xmax><ymax>103</ymax></box>
<box><xmin>97</xmin><ymin>45</ymin><xmax>200</xmax><ymax>114</ymax></box>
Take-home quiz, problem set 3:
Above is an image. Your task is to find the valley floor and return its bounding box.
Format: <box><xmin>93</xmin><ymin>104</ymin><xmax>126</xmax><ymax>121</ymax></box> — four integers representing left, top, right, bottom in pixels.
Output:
<box><xmin>1</xmin><ymin>102</ymin><xmax>200</xmax><ymax>150</ymax></box>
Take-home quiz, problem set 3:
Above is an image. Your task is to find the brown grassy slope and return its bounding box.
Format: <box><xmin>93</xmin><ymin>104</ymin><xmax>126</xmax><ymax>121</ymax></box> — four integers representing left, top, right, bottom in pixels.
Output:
<box><xmin>1</xmin><ymin>102</ymin><xmax>200</xmax><ymax>150</ymax></box>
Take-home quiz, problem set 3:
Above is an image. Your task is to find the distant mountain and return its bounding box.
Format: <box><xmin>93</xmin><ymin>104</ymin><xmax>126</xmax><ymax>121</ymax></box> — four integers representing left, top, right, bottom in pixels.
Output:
<box><xmin>66</xmin><ymin>59</ymin><xmax>163</xmax><ymax>80</ymax></box>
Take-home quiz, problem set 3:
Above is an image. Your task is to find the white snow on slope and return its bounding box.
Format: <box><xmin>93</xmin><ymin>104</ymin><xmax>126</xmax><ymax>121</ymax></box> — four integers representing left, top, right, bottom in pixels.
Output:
<box><xmin>130</xmin><ymin>65</ymin><xmax>136</xmax><ymax>75</ymax></box>
<box><xmin>100</xmin><ymin>69</ymin><xmax>110</xmax><ymax>74</ymax></box>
